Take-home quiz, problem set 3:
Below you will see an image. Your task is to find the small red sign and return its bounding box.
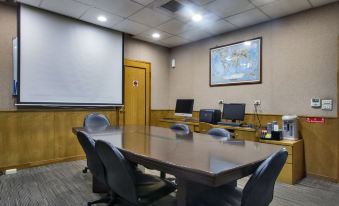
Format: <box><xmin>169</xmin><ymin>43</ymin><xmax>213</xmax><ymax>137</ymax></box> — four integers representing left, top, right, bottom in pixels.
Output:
<box><xmin>306</xmin><ymin>117</ymin><xmax>325</xmax><ymax>124</ymax></box>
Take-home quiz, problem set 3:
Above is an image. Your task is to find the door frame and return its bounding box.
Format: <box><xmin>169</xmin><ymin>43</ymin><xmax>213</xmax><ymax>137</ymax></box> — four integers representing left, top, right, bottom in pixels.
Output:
<box><xmin>123</xmin><ymin>59</ymin><xmax>151</xmax><ymax>126</ymax></box>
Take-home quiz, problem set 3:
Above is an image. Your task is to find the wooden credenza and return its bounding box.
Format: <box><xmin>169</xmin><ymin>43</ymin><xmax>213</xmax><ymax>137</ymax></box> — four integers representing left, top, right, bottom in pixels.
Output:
<box><xmin>259</xmin><ymin>139</ymin><xmax>305</xmax><ymax>184</ymax></box>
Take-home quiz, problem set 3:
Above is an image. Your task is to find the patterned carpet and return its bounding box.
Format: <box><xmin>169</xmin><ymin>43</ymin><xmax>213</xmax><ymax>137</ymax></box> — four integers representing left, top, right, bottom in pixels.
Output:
<box><xmin>0</xmin><ymin>160</ymin><xmax>338</xmax><ymax>206</ymax></box>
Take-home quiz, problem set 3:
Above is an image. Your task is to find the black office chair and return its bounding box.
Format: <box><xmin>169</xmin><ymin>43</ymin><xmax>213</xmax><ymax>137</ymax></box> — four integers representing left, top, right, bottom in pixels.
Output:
<box><xmin>95</xmin><ymin>140</ymin><xmax>176</xmax><ymax>206</ymax></box>
<box><xmin>207</xmin><ymin>128</ymin><xmax>231</xmax><ymax>138</ymax></box>
<box><xmin>170</xmin><ymin>123</ymin><xmax>191</xmax><ymax>133</ymax></box>
<box><xmin>84</xmin><ymin>113</ymin><xmax>111</xmax><ymax>131</ymax></box>
<box><xmin>192</xmin><ymin>149</ymin><xmax>288</xmax><ymax>206</ymax></box>
<box><xmin>76</xmin><ymin>131</ymin><xmax>114</xmax><ymax>205</ymax></box>
<box><xmin>82</xmin><ymin>113</ymin><xmax>111</xmax><ymax>174</ymax></box>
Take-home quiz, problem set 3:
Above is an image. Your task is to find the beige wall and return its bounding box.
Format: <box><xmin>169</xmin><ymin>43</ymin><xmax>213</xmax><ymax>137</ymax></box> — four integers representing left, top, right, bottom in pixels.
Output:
<box><xmin>124</xmin><ymin>37</ymin><xmax>170</xmax><ymax>109</ymax></box>
<box><xmin>170</xmin><ymin>3</ymin><xmax>339</xmax><ymax>117</ymax></box>
<box><xmin>0</xmin><ymin>3</ymin><xmax>16</xmax><ymax>110</ymax></box>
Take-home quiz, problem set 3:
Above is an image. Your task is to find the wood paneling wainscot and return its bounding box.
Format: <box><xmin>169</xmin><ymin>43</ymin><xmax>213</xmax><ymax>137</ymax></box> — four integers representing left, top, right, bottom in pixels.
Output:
<box><xmin>0</xmin><ymin>110</ymin><xmax>118</xmax><ymax>171</ymax></box>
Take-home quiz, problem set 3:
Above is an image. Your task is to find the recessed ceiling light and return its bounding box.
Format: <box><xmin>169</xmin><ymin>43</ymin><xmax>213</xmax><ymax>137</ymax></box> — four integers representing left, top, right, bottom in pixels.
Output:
<box><xmin>192</xmin><ymin>14</ymin><xmax>202</xmax><ymax>22</ymax></box>
<box><xmin>152</xmin><ymin>33</ymin><xmax>161</xmax><ymax>39</ymax></box>
<box><xmin>97</xmin><ymin>15</ymin><xmax>107</xmax><ymax>22</ymax></box>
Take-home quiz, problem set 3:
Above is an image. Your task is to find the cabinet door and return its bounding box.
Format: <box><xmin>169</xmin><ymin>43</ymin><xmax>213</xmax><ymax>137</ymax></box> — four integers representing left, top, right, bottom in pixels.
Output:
<box><xmin>234</xmin><ymin>130</ymin><xmax>258</xmax><ymax>141</ymax></box>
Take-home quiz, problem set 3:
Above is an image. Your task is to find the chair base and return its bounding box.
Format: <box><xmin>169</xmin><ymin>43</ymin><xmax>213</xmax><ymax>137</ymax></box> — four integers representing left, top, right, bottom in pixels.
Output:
<box><xmin>88</xmin><ymin>194</ymin><xmax>115</xmax><ymax>206</ymax></box>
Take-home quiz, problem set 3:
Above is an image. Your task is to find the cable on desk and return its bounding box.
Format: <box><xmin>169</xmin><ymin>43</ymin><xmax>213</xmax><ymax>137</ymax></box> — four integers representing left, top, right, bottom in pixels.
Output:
<box><xmin>254</xmin><ymin>104</ymin><xmax>262</xmax><ymax>129</ymax></box>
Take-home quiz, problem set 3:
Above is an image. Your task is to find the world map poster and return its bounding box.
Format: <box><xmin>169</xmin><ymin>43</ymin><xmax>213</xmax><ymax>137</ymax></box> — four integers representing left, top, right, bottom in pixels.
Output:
<box><xmin>210</xmin><ymin>38</ymin><xmax>262</xmax><ymax>86</ymax></box>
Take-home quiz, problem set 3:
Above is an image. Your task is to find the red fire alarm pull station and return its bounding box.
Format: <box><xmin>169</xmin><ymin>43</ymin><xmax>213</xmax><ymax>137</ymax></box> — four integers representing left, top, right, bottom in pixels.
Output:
<box><xmin>306</xmin><ymin>117</ymin><xmax>325</xmax><ymax>124</ymax></box>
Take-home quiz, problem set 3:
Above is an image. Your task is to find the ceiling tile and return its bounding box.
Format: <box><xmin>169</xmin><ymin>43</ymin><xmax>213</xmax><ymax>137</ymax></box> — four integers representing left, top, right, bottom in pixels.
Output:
<box><xmin>157</xmin><ymin>19</ymin><xmax>193</xmax><ymax>35</ymax></box>
<box><xmin>132</xmin><ymin>0</ymin><xmax>155</xmax><ymax>6</ymax></box>
<box><xmin>260</xmin><ymin>0</ymin><xmax>312</xmax><ymax>19</ymax></box>
<box><xmin>203</xmin><ymin>19</ymin><xmax>236</xmax><ymax>35</ymax></box>
<box><xmin>309</xmin><ymin>0</ymin><xmax>339</xmax><ymax>7</ymax></box>
<box><xmin>40</xmin><ymin>0</ymin><xmax>90</xmax><ymax>18</ymax></box>
<box><xmin>161</xmin><ymin>36</ymin><xmax>189</xmax><ymax>47</ymax></box>
<box><xmin>226</xmin><ymin>8</ymin><xmax>270</xmax><ymax>28</ymax></box>
<box><xmin>137</xmin><ymin>29</ymin><xmax>173</xmax><ymax>41</ymax></box>
<box><xmin>128</xmin><ymin>7</ymin><xmax>172</xmax><ymax>27</ymax></box>
<box><xmin>74</xmin><ymin>0</ymin><xmax>94</xmax><ymax>6</ymax></box>
<box><xmin>191</xmin><ymin>0</ymin><xmax>216</xmax><ymax>6</ymax></box>
<box><xmin>91</xmin><ymin>0</ymin><xmax>143</xmax><ymax>18</ymax></box>
<box><xmin>185</xmin><ymin>12</ymin><xmax>221</xmax><ymax>30</ymax></box>
<box><xmin>80</xmin><ymin>8</ymin><xmax>124</xmax><ymax>28</ymax></box>
<box><xmin>179</xmin><ymin>28</ymin><xmax>211</xmax><ymax>41</ymax></box>
<box><xmin>133</xmin><ymin>35</ymin><xmax>170</xmax><ymax>47</ymax></box>
<box><xmin>18</xmin><ymin>0</ymin><xmax>42</xmax><ymax>7</ymax></box>
<box><xmin>204</xmin><ymin>0</ymin><xmax>255</xmax><ymax>18</ymax></box>
<box><xmin>249</xmin><ymin>0</ymin><xmax>277</xmax><ymax>7</ymax></box>
<box><xmin>113</xmin><ymin>19</ymin><xmax>150</xmax><ymax>35</ymax></box>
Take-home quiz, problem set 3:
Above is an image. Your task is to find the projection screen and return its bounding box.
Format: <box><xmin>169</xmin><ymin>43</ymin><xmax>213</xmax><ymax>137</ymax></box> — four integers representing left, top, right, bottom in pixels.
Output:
<box><xmin>18</xmin><ymin>5</ymin><xmax>123</xmax><ymax>106</ymax></box>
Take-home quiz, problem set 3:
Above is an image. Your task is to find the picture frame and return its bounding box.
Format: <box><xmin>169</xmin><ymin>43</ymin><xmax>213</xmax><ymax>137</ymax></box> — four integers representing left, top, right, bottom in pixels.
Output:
<box><xmin>210</xmin><ymin>37</ymin><xmax>262</xmax><ymax>86</ymax></box>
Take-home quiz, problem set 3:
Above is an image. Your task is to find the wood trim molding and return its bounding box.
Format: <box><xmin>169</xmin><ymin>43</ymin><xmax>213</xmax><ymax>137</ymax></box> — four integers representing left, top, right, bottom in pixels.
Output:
<box><xmin>0</xmin><ymin>155</ymin><xmax>86</xmax><ymax>171</ymax></box>
<box><xmin>150</xmin><ymin>109</ymin><xmax>338</xmax><ymax>119</ymax></box>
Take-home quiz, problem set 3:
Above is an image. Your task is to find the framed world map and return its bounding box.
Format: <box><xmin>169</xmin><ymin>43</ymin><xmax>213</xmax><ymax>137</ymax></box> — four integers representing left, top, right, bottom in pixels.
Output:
<box><xmin>210</xmin><ymin>37</ymin><xmax>262</xmax><ymax>86</ymax></box>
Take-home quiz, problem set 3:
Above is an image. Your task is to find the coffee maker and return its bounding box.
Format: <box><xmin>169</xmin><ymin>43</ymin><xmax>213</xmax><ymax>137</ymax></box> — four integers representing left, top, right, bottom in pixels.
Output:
<box><xmin>282</xmin><ymin>115</ymin><xmax>299</xmax><ymax>140</ymax></box>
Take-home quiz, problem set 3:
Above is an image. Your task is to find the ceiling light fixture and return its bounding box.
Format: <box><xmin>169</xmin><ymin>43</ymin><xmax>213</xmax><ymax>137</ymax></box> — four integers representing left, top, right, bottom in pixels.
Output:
<box><xmin>152</xmin><ymin>33</ymin><xmax>161</xmax><ymax>39</ymax></box>
<box><xmin>192</xmin><ymin>14</ymin><xmax>202</xmax><ymax>22</ymax></box>
<box><xmin>97</xmin><ymin>15</ymin><xmax>107</xmax><ymax>22</ymax></box>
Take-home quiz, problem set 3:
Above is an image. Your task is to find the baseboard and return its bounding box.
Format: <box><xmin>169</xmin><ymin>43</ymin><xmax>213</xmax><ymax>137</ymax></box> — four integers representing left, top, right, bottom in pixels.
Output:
<box><xmin>307</xmin><ymin>173</ymin><xmax>338</xmax><ymax>183</ymax></box>
<box><xmin>0</xmin><ymin>155</ymin><xmax>86</xmax><ymax>171</ymax></box>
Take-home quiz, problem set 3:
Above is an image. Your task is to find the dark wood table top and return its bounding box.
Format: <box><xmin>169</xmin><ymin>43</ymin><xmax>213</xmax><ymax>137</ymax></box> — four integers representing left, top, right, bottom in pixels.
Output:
<box><xmin>73</xmin><ymin>126</ymin><xmax>283</xmax><ymax>187</ymax></box>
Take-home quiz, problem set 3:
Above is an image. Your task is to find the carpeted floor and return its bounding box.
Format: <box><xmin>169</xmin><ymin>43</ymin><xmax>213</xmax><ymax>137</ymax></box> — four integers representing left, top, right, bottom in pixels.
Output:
<box><xmin>0</xmin><ymin>160</ymin><xmax>338</xmax><ymax>206</ymax></box>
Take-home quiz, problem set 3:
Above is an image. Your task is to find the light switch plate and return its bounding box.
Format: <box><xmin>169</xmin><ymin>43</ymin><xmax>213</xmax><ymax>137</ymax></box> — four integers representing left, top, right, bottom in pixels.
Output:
<box><xmin>321</xmin><ymin>99</ymin><xmax>333</xmax><ymax>111</ymax></box>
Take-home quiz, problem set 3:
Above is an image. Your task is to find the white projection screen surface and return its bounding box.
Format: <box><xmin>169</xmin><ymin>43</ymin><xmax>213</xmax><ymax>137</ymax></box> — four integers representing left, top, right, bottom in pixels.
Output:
<box><xmin>19</xmin><ymin>5</ymin><xmax>123</xmax><ymax>106</ymax></box>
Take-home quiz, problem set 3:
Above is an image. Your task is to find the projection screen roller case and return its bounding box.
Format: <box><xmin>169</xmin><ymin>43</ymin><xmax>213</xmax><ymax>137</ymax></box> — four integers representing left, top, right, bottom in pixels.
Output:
<box><xmin>19</xmin><ymin>5</ymin><xmax>123</xmax><ymax>106</ymax></box>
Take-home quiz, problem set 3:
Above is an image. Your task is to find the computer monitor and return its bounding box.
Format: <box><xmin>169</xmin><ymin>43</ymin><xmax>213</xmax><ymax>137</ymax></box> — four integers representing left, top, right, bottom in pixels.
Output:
<box><xmin>222</xmin><ymin>103</ymin><xmax>246</xmax><ymax>122</ymax></box>
<box><xmin>175</xmin><ymin>99</ymin><xmax>194</xmax><ymax>117</ymax></box>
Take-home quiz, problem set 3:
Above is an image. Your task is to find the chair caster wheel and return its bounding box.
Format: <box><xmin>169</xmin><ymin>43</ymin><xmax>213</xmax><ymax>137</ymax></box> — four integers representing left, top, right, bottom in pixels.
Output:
<box><xmin>83</xmin><ymin>167</ymin><xmax>88</xmax><ymax>173</ymax></box>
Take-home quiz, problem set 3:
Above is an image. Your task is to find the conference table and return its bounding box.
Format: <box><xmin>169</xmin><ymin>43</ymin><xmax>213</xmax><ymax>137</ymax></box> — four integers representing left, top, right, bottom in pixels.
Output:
<box><xmin>73</xmin><ymin>126</ymin><xmax>283</xmax><ymax>206</ymax></box>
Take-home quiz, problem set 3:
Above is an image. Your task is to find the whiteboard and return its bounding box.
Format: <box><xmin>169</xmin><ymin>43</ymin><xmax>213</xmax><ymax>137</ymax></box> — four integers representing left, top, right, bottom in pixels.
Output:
<box><xmin>19</xmin><ymin>5</ymin><xmax>123</xmax><ymax>106</ymax></box>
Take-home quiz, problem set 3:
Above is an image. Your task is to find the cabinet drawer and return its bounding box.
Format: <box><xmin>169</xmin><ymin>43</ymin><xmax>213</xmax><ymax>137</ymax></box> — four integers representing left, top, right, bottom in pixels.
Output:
<box><xmin>278</xmin><ymin>163</ymin><xmax>293</xmax><ymax>184</ymax></box>
<box><xmin>286</xmin><ymin>154</ymin><xmax>293</xmax><ymax>164</ymax></box>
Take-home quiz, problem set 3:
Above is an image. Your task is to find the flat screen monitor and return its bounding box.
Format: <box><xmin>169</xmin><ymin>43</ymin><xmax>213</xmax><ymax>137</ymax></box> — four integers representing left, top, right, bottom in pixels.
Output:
<box><xmin>175</xmin><ymin>99</ymin><xmax>194</xmax><ymax>117</ymax></box>
<box><xmin>222</xmin><ymin>103</ymin><xmax>246</xmax><ymax>121</ymax></box>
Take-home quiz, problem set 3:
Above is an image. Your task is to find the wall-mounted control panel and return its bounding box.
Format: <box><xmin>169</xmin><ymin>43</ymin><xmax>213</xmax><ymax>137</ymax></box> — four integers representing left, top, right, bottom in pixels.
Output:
<box><xmin>321</xmin><ymin>99</ymin><xmax>333</xmax><ymax>111</ymax></box>
<box><xmin>311</xmin><ymin>98</ymin><xmax>321</xmax><ymax>108</ymax></box>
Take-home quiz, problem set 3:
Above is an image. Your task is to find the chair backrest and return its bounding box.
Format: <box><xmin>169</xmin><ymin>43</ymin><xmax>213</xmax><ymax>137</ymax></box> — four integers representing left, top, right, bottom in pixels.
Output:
<box><xmin>83</xmin><ymin>113</ymin><xmax>110</xmax><ymax>131</ymax></box>
<box><xmin>76</xmin><ymin>131</ymin><xmax>106</xmax><ymax>184</ymax></box>
<box><xmin>95</xmin><ymin>140</ymin><xmax>138</xmax><ymax>204</ymax></box>
<box><xmin>170</xmin><ymin>123</ymin><xmax>191</xmax><ymax>133</ymax></box>
<box><xmin>207</xmin><ymin>128</ymin><xmax>231</xmax><ymax>138</ymax></box>
<box><xmin>241</xmin><ymin>149</ymin><xmax>288</xmax><ymax>206</ymax></box>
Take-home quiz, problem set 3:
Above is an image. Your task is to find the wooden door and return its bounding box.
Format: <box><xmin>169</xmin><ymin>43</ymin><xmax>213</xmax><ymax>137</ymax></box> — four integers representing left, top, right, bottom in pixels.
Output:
<box><xmin>123</xmin><ymin>60</ymin><xmax>150</xmax><ymax>126</ymax></box>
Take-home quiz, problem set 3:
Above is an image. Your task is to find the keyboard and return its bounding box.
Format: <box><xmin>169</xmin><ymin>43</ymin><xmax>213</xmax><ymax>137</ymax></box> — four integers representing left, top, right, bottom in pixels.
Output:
<box><xmin>217</xmin><ymin>122</ymin><xmax>243</xmax><ymax>127</ymax></box>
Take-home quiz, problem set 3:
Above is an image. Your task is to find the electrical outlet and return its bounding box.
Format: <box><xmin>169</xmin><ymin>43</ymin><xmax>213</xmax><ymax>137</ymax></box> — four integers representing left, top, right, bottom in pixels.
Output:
<box><xmin>254</xmin><ymin>100</ymin><xmax>261</xmax><ymax>105</ymax></box>
<box><xmin>218</xmin><ymin>100</ymin><xmax>224</xmax><ymax>104</ymax></box>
